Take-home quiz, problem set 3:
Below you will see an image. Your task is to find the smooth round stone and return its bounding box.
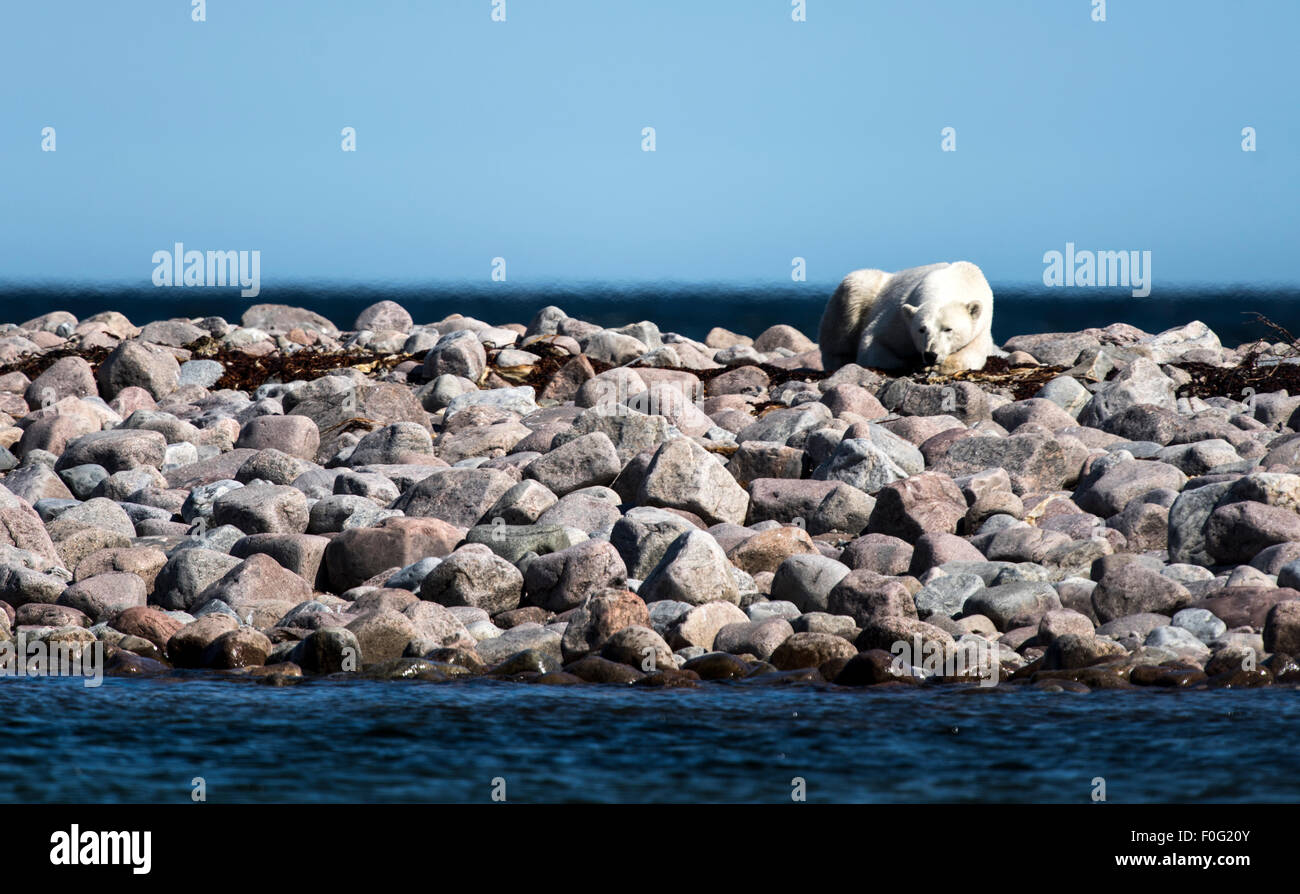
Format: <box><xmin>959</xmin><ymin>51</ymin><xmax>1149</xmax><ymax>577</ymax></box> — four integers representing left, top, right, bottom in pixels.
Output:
<box><xmin>746</xmin><ymin>600</ymin><xmax>801</xmax><ymax>623</ymax></box>
<box><xmin>179</xmin><ymin>359</ymin><xmax>225</xmax><ymax>388</ymax></box>
<box><xmin>1172</xmin><ymin>607</ymin><xmax>1227</xmax><ymax>644</ymax></box>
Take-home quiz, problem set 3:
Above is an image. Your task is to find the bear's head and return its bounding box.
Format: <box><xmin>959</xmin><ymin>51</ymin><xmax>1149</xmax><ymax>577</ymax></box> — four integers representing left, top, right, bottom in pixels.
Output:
<box><xmin>901</xmin><ymin>262</ymin><xmax>991</xmax><ymax>368</ymax></box>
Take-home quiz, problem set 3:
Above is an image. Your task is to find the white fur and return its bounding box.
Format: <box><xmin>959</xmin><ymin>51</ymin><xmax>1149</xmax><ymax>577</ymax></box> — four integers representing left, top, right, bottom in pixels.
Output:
<box><xmin>818</xmin><ymin>261</ymin><xmax>995</xmax><ymax>373</ymax></box>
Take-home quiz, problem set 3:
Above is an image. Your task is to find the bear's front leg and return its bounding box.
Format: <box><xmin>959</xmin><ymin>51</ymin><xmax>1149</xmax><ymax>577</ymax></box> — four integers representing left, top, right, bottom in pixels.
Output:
<box><xmin>935</xmin><ymin>339</ymin><xmax>991</xmax><ymax>374</ymax></box>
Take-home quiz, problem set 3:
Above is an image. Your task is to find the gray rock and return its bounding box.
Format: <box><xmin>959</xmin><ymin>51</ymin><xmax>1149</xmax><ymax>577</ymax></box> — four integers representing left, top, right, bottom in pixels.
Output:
<box><xmin>1171</xmin><ymin>607</ymin><xmax>1227</xmax><ymax>644</ymax></box>
<box><xmin>638</xmin><ymin>438</ymin><xmax>749</xmax><ymax>526</ymax></box>
<box><xmin>769</xmin><ymin>554</ymin><xmax>851</xmax><ymax>613</ymax></box>
<box><xmin>638</xmin><ymin>530</ymin><xmax>741</xmax><ymax>606</ymax></box>
<box><xmin>522</xmin><ymin>540</ymin><xmax>628</xmax><ymax>613</ymax></box>
<box><xmin>963</xmin><ymin>581</ymin><xmax>1060</xmax><ymax>631</ymax></box>
<box><xmin>523</xmin><ymin>432</ymin><xmax>622</xmax><ymax>496</ymax></box>
<box><xmin>465</xmin><ymin>523</ymin><xmax>588</xmax><ymax>564</ymax></box>
<box><xmin>914</xmin><ymin>573</ymin><xmax>985</xmax><ymax>620</ymax></box>
<box><xmin>420</xmin><ymin>545</ymin><xmax>523</xmax><ymax>614</ymax></box>
<box><xmin>178</xmin><ymin>359</ymin><xmax>224</xmax><ymax>388</ymax></box>
<box><xmin>475</xmin><ymin>624</ymin><xmax>563</xmax><ymax>667</ymax></box>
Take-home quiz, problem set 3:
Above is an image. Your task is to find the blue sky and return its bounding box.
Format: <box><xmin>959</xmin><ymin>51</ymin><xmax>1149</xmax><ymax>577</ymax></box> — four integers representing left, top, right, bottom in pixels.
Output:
<box><xmin>1</xmin><ymin>0</ymin><xmax>1296</xmax><ymax>288</ymax></box>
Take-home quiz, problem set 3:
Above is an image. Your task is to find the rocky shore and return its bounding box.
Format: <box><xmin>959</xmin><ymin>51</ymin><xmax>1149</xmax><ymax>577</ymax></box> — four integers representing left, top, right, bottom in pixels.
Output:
<box><xmin>2</xmin><ymin>300</ymin><xmax>1300</xmax><ymax>691</ymax></box>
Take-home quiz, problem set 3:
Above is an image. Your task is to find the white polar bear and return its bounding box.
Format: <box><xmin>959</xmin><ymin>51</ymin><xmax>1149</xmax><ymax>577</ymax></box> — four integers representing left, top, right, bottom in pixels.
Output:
<box><xmin>818</xmin><ymin>261</ymin><xmax>995</xmax><ymax>374</ymax></box>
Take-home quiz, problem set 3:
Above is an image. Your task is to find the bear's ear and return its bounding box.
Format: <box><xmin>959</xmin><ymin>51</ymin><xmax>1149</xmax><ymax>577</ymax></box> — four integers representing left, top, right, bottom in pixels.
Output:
<box><xmin>967</xmin><ymin>301</ymin><xmax>981</xmax><ymax>319</ymax></box>
<box><xmin>901</xmin><ymin>305</ymin><xmax>917</xmax><ymax>320</ymax></box>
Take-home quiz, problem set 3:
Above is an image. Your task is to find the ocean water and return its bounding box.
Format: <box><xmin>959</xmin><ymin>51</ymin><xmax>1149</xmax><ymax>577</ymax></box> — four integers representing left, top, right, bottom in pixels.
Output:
<box><xmin>2</xmin><ymin>676</ymin><xmax>1298</xmax><ymax>803</ymax></box>
<box><xmin>4</xmin><ymin>282</ymin><xmax>1300</xmax><ymax>348</ymax></box>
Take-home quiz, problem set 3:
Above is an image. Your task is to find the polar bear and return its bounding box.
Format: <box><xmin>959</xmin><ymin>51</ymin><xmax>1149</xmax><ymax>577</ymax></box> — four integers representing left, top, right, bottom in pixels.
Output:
<box><xmin>818</xmin><ymin>261</ymin><xmax>995</xmax><ymax>374</ymax></box>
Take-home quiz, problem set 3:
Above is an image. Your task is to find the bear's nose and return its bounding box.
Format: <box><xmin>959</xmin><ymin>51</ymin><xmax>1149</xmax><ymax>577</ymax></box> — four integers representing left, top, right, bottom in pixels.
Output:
<box><xmin>923</xmin><ymin>351</ymin><xmax>938</xmax><ymax>365</ymax></box>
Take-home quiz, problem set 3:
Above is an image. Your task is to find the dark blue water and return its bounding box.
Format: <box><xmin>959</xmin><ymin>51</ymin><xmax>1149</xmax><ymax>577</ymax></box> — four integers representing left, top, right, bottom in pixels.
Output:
<box><xmin>5</xmin><ymin>282</ymin><xmax>1300</xmax><ymax>347</ymax></box>
<box><xmin>3</xmin><ymin>676</ymin><xmax>1297</xmax><ymax>803</ymax></box>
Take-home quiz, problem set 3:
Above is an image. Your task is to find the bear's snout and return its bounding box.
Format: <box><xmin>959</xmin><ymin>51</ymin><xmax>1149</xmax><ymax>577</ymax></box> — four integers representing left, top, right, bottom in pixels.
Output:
<box><xmin>923</xmin><ymin>350</ymin><xmax>939</xmax><ymax>366</ymax></box>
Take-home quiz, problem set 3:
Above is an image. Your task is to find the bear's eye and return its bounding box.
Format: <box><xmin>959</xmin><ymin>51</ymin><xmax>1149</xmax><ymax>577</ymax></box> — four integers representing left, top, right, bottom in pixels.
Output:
<box><xmin>942</xmin><ymin>327</ymin><xmax>952</xmax><ymax>334</ymax></box>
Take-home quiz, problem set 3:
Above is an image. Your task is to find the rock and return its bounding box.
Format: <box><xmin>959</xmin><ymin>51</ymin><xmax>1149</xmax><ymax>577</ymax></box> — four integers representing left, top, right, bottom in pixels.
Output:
<box><xmin>402</xmin><ymin>601</ymin><xmax>475</xmax><ymax>649</ymax></box>
<box><xmin>178</xmin><ymin>359</ymin><xmax>224</xmax><ymax>388</ymax></box>
<box><xmin>1040</xmin><ymin>633</ymin><xmax>1127</xmax><ymax>670</ymax></box>
<box><xmin>638</xmin><ymin>438</ymin><xmax>749</xmax><ymax>526</ymax></box>
<box><xmin>167</xmin><ymin>613</ymin><xmax>242</xmax><ymax>667</ymax></box>
<box><xmin>196</xmin><ymin>553</ymin><xmax>312</xmax><ymax>622</ymax></box>
<box><xmin>485</xmin><ymin>480</ymin><xmax>558</xmax><ymax>526</ymax></box>
<box><xmin>908</xmin><ymin>532</ymin><xmax>986</xmax><ymax>575</ymax></box>
<box><xmin>914</xmin><ymin>573</ymin><xmax>984</xmax><ymax>619</ymax></box>
<box><xmin>475</xmin><ymin>624</ymin><xmax>563</xmax><ymax>667</ymax></box>
<box><xmin>151</xmin><ymin>549</ymin><xmax>242</xmax><ymax>611</ymax></box>
<box><xmin>726</xmin><ymin>526</ymin><xmax>819</xmax><ymax>576</ymax></box>
<box><xmin>964</xmin><ymin>581</ymin><xmax>1060</xmax><ymax>631</ymax></box>
<box><xmin>853</xmin><ymin>615</ymin><xmax>955</xmax><ymax>655</ymax></box>
<box><xmin>1205</xmin><ymin>501</ymin><xmax>1300</xmax><ymax>565</ymax></box>
<box><xmin>608</xmin><ymin>507</ymin><xmax>697</xmax><ymax>579</ymax></box>
<box><xmin>55</xmin><ymin>429</ymin><xmax>167</xmax><ymax>474</ymax></box>
<box><xmin>812</xmin><ymin>437</ymin><xmax>908</xmax><ymax>493</ymax></box>
<box><xmin>229</xmin><ymin>533</ymin><xmax>329</xmax><ymax>589</ymax></box>
<box><xmin>563</xmin><ymin>654</ymin><xmax>645</xmax><ymax>684</ymax></box>
<box><xmin>346</xmin><ymin>609</ymin><xmax>419</xmax><ymax>664</ymax></box>
<box><xmin>638</xmin><ymin>530</ymin><xmax>740</xmax><ymax>606</ymax></box>
<box><xmin>1078</xmin><ymin>358</ymin><xmax>1176</xmax><ymax>425</ymax></box>
<box><xmin>211</xmin><ymin>483</ymin><xmax>309</xmax><ymax>534</ymax></box>
<box><xmin>833</xmin><ymin>649</ymin><xmax>904</xmax><ymax>686</ymax></box>
<box><xmin>390</xmin><ymin>467</ymin><xmax>514</xmax><ymax>529</ymax></box>
<box><xmin>826</xmin><ymin>569</ymin><xmax>916</xmax><ymax>626</ymax></box>
<box><xmin>713</xmin><ymin>617</ymin><xmax>794</xmax><ymax>660</ymax></box>
<box><xmin>290</xmin><ymin>627</ymin><xmax>362</xmax><ymax>674</ymax></box>
<box><xmin>112</xmin><ymin>606</ymin><xmax>184</xmax><ymax>650</ymax></box>
<box><xmin>1194</xmin><ymin>587</ymin><xmax>1300</xmax><ymax>630</ymax></box>
<box><xmin>769</xmin><ymin>554</ymin><xmax>851</xmax><ymax>613</ymax></box>
<box><xmin>1092</xmin><ymin>562</ymin><xmax>1192</xmax><ymax>623</ymax></box>
<box><xmin>241</xmin><ymin>304</ymin><xmax>337</xmax><ymax>335</ymax></box>
<box><xmin>522</xmin><ymin>432</ymin><xmax>621</xmax><ymax>496</ymax></box>
<box><xmin>522</xmin><ymin>539</ymin><xmax>628</xmax><ymax>613</ymax></box>
<box><xmin>839</xmin><ymin>533</ymin><xmax>914</xmax><ymax>575</ymax></box>
<box><xmin>934</xmin><ymin>432</ymin><xmax>1070</xmax><ymax>496</ymax></box>
<box><xmin>419</xmin><ymin>545</ymin><xmax>523</xmax><ymax>614</ymax></box>
<box><xmin>96</xmin><ymin>340</ymin><xmax>180</xmax><ymax>399</ymax></box>
<box><xmin>25</xmin><ymin>356</ymin><xmax>97</xmax><ymax>407</ymax></box>
<box><xmin>560</xmin><ymin>589</ymin><xmax>650</xmax><ymax>661</ymax></box>
<box><xmin>355</xmin><ymin>300</ymin><xmax>413</xmax><ymax>333</ymax></box>
<box><xmin>324</xmin><ymin>517</ymin><xmax>464</xmax><ymax>592</ymax></box>
<box><xmin>659</xmin><ymin>600</ymin><xmax>747</xmax><ymax>652</ymax></box>
<box><xmin>55</xmin><ymin>572</ymin><xmax>146</xmax><ymax>623</ymax></box>
<box><xmin>681</xmin><ymin>651</ymin><xmax>751</xmax><ymax>680</ymax></box>
<box><xmin>1167</xmin><ymin>480</ymin><xmax>1234</xmax><ymax>566</ymax></box>
<box><xmin>1144</xmin><ymin>625</ymin><xmax>1211</xmax><ymax>658</ymax></box>
<box><xmin>1074</xmin><ymin>456</ymin><xmax>1187</xmax><ymax>518</ymax></box>
<box><xmin>202</xmin><ymin>628</ymin><xmax>272</xmax><ymax>669</ymax></box>
<box><xmin>1264</xmin><ymin>600</ymin><xmax>1300</xmax><ymax>655</ymax></box>
<box><xmin>1170</xmin><ymin>607</ymin><xmax>1227</xmax><ymax>644</ymax></box>
<box><xmin>754</xmin><ymin>324</ymin><xmax>814</xmax><ymax>353</ymax></box>
<box><xmin>1038</xmin><ymin>608</ymin><xmax>1095</xmax><ymax>643</ymax></box>
<box><xmin>423</xmin><ymin>330</ymin><xmax>487</xmax><ymax>380</ymax></box>
<box><xmin>598</xmin><ymin>625</ymin><xmax>674</xmax><ymax>670</ymax></box>
<box><xmin>728</xmin><ymin>441</ymin><xmax>805</xmax><ymax>482</ymax></box>
<box><xmin>866</xmin><ymin>472</ymin><xmax>966</xmax><ymax>540</ymax></box>
<box><xmin>769</xmin><ymin>631</ymin><xmax>856</xmax><ymax>670</ymax></box>
<box><xmin>235</xmin><ymin>415</ymin><xmax>321</xmax><ymax>461</ymax></box>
